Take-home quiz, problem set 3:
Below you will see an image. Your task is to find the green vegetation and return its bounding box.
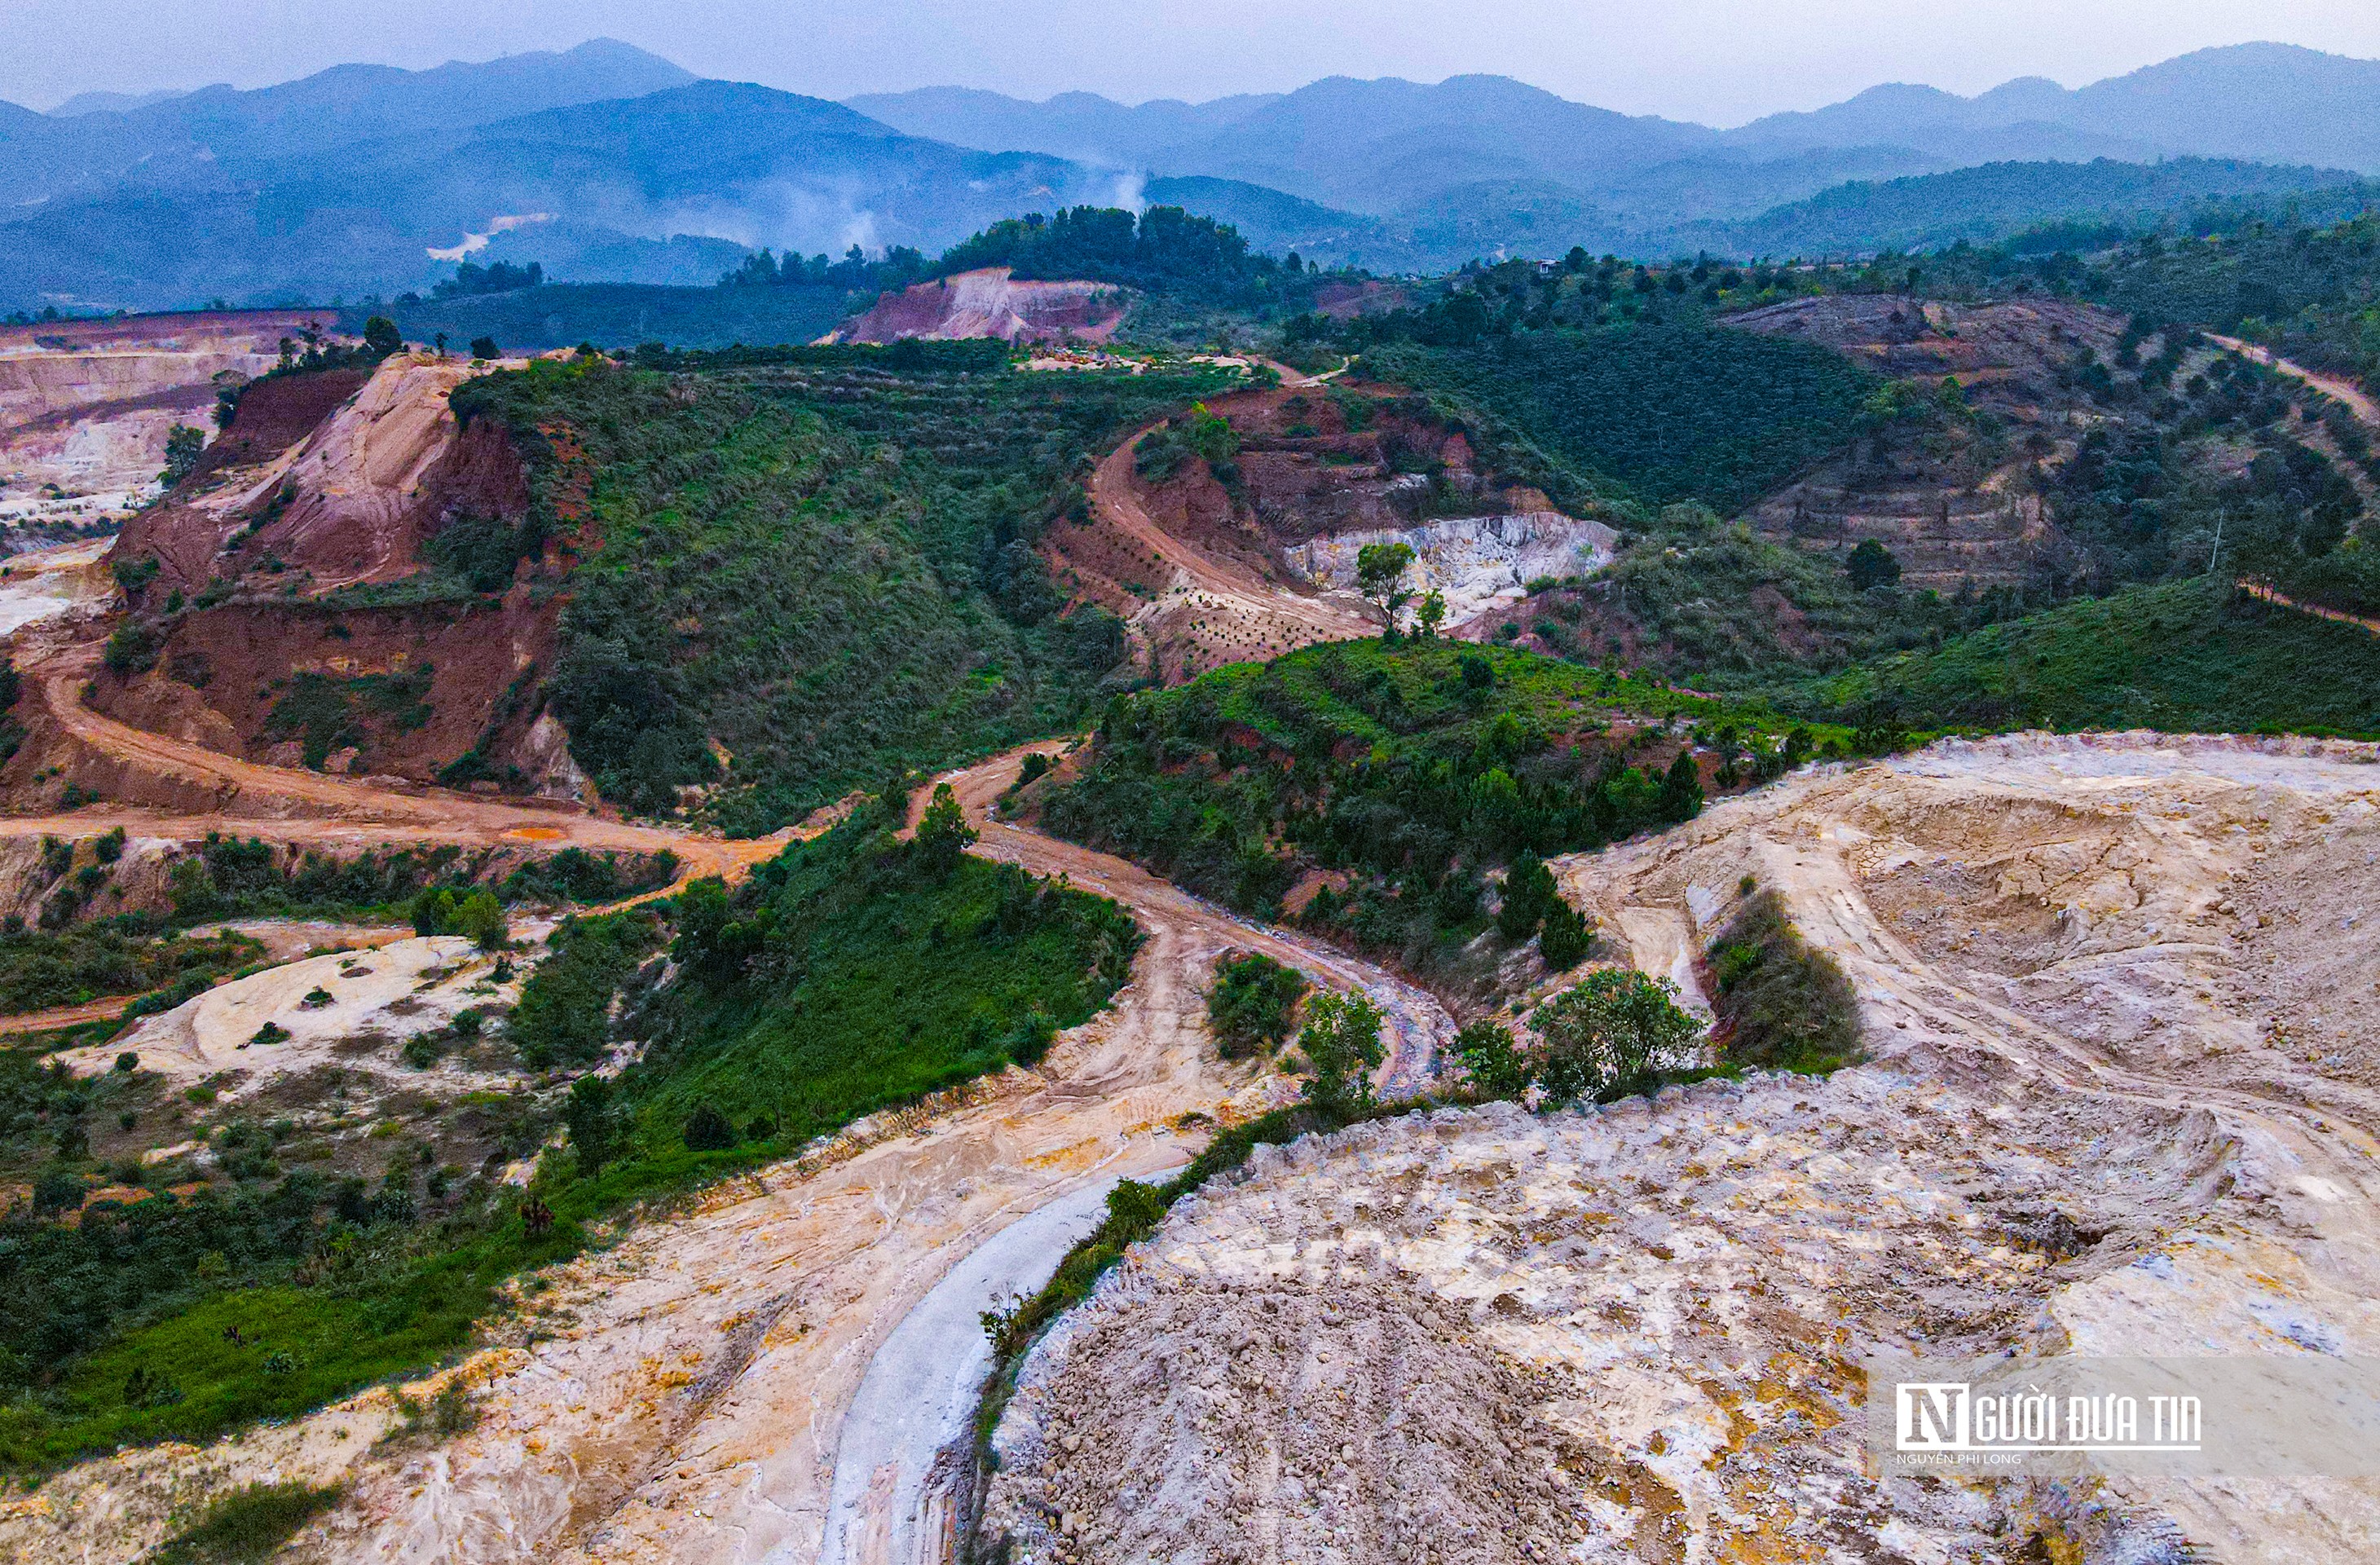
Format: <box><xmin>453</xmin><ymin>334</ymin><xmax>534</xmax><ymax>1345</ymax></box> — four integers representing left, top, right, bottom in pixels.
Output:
<box><xmin>0</xmin><ymin>793</ymin><xmax>1136</xmax><ymax>1475</ymax></box>
<box><xmin>149</xmin><ymin>1479</ymin><xmax>345</xmax><ymax>1565</ymax></box>
<box><xmin>1706</xmin><ymin>888</ymin><xmax>1862</xmax><ymax>1075</ymax></box>
<box><xmin>1204</xmin><ymin>952</ymin><xmax>1308</xmax><ymax>1060</ymax></box>
<box><xmin>154</xmin><ymin>835</ymin><xmax>673</xmax><ymax>928</ymax></box>
<box><xmin>932</xmin><ymin>205</ymin><xmax>1324</xmax><ymax>314</ymax></box>
<box><xmin>1811</xmin><ymin>576</ymin><xmax>2380</xmax><ymax>738</ymax></box>
<box><xmin>261</xmin><ymin>668</ymin><xmax>434</xmax><ymax>770</ymax></box>
<box><xmin>1361</xmin><ymin>325</ymin><xmax>1879</xmax><ymax>509</ymax></box>
<box><xmin>1039</xmin><ymin>640</ymin><xmax>1795</xmax><ymax>977</ymax></box>
<box><xmin>452</xmin><ymin>349</ymin><xmax>1242</xmax><ymax>828</ymax></box>
<box><xmin>614</xmin><ymin>799</ymin><xmax>1140</xmax><ymax>1169</ymax></box>
<box><xmin>1453</xmin><ymin>968</ymin><xmax>1705</xmax><ymax>1106</ymax></box>
<box><xmin>0</xmin><ymin>926</ymin><xmax>262</xmax><ymax>1016</ymax></box>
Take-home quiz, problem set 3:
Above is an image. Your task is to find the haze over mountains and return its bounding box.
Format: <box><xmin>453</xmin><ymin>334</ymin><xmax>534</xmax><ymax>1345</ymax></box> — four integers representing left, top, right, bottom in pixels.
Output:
<box><xmin>3</xmin><ymin>38</ymin><xmax>2378</xmax><ymax>311</ymax></box>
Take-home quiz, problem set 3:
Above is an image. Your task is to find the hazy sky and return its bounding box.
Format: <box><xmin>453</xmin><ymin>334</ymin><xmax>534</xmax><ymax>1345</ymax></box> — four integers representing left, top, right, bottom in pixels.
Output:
<box><xmin>7</xmin><ymin>0</ymin><xmax>2380</xmax><ymax>123</ymax></box>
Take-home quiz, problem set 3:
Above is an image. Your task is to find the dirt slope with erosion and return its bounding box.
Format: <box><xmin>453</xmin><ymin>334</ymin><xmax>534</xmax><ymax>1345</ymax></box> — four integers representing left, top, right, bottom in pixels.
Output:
<box><xmin>0</xmin><ymin>311</ymin><xmax>331</xmax><ymax>536</ymax></box>
<box><xmin>91</xmin><ymin>351</ymin><xmax>571</xmax><ymax>789</ymax></box>
<box><xmin>1730</xmin><ymin>295</ymin><xmax>2123</xmax><ymax>592</ymax></box>
<box><xmin>1045</xmin><ymin>382</ymin><xmax>1613</xmax><ymax>682</ymax></box>
<box><xmin>826</xmin><ymin>268</ymin><xmax>1130</xmax><ymax>346</ymax></box>
<box><xmin>983</xmin><ymin>732</ymin><xmax>2380</xmax><ymax>1563</ymax></box>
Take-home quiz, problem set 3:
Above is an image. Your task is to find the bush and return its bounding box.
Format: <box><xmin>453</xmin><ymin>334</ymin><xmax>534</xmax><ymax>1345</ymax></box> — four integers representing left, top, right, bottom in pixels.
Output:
<box><xmin>148</xmin><ymin>1480</ymin><xmax>345</xmax><ymax>1565</ymax></box>
<box><xmin>1528</xmin><ymin>968</ymin><xmax>1703</xmax><ymax>1105</ymax></box>
<box><xmin>682</xmin><ymin>1103</ymin><xmax>738</xmax><ymax>1152</ymax></box>
<box><xmin>1705</xmin><ymin>889</ymin><xmax>1862</xmax><ymax>1073</ymax></box>
<box><xmin>1204</xmin><ymin>951</ymin><xmax>1308</xmax><ymax>1059</ymax></box>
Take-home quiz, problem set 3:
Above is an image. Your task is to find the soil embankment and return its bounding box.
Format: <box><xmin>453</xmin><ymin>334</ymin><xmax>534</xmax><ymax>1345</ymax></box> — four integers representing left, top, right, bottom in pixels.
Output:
<box><xmin>0</xmin><ymin>311</ymin><xmax>333</xmax><ymax>533</ymax></box>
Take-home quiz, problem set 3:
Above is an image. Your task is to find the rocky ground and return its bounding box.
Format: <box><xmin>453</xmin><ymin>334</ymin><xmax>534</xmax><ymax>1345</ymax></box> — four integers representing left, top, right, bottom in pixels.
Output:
<box><xmin>983</xmin><ymin>733</ymin><xmax>2380</xmax><ymax>1564</ymax></box>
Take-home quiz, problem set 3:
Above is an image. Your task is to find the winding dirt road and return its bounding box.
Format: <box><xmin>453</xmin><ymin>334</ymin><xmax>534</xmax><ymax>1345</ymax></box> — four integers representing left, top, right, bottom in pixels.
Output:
<box><xmin>0</xmin><ymin>743</ymin><xmax>1454</xmax><ymax>1565</ymax></box>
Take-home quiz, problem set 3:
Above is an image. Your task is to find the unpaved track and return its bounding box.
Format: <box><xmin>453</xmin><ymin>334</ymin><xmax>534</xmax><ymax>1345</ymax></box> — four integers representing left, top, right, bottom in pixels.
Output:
<box><xmin>2241</xmin><ymin>578</ymin><xmax>2380</xmax><ymax>637</ymax></box>
<box><xmin>2207</xmin><ymin>334</ymin><xmax>2380</xmax><ymax>428</ymax></box>
<box><xmin>0</xmin><ymin>745</ymin><xmax>1452</xmax><ymax>1565</ymax></box>
<box><xmin>10</xmin><ymin>628</ymin><xmax>801</xmax><ymax>893</ymax></box>
<box><xmin>1073</xmin><ymin>418</ymin><xmax>1374</xmax><ymax>679</ymax></box>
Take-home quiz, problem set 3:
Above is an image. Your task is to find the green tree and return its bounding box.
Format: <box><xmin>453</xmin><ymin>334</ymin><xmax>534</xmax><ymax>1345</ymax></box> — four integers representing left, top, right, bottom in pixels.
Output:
<box><xmin>1297</xmin><ymin>989</ymin><xmax>1385</xmax><ymax>1113</ymax></box>
<box><xmin>161</xmin><ymin>425</ymin><xmax>205</xmax><ymax>487</ymax></box>
<box><xmin>1846</xmin><ymin>538</ymin><xmax>1902</xmax><ymax>591</ymax></box>
<box><xmin>469</xmin><ymin>336</ymin><xmax>499</xmax><ymax>361</ymax></box>
<box><xmin>1355</xmin><ymin>542</ymin><xmax>1417</xmax><ymax>634</ymax></box>
<box><xmin>682</xmin><ymin>1103</ymin><xmax>739</xmax><ymax>1152</ymax></box>
<box><xmin>1452</xmin><ymin>1019</ymin><xmax>1527</xmax><ymax>1100</ymax></box>
<box><xmin>1413</xmin><ymin>589</ymin><xmax>1447</xmax><ymax>638</ymax></box>
<box><xmin>1205</xmin><ymin>951</ymin><xmax>1309</xmax><ymax>1059</ymax></box>
<box><xmin>1496</xmin><ymin>852</ymin><xmax>1556</xmax><ymax>941</ymax></box>
<box><xmin>455</xmin><ymin>888</ymin><xmax>508</xmax><ymax>950</ymax></box>
<box><xmin>564</xmin><ymin>1075</ymin><xmax>621</xmax><ymax>1176</ymax></box>
<box><xmin>913</xmin><ymin>782</ymin><xmax>977</xmax><ymax>882</ymax></box>
<box><xmin>1530</xmin><ymin>968</ymin><xmax>1702</xmax><ymax>1105</ymax></box>
<box><xmin>361</xmin><ymin>316</ymin><xmax>403</xmax><ymax>359</ymax></box>
<box><xmin>1537</xmin><ymin>897</ymin><xmax>1593</xmax><ymax>969</ymax></box>
<box><xmin>1657</xmin><ymin>750</ymin><xmax>1704</xmax><ymax>823</ymax></box>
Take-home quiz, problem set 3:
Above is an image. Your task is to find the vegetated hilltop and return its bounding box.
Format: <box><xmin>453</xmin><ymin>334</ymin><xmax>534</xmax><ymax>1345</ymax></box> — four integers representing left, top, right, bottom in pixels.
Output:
<box><xmin>439</xmin><ymin>343</ymin><xmax>1246</xmax><ymax>829</ymax></box>
<box><xmin>1280</xmin><ymin>249</ymin><xmax>2377</xmax><ymax>716</ymax></box>
<box><xmin>1025</xmin><ymin>636</ymin><xmax>1822</xmax><ymax>994</ymax></box>
<box><xmin>87</xmin><ymin>333</ymin><xmax>1245</xmax><ymax>826</ymax></box>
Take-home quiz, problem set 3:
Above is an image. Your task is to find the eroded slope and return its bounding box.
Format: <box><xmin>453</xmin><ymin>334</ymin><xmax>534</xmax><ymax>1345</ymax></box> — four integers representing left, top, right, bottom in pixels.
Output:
<box><xmin>984</xmin><ymin>733</ymin><xmax>2380</xmax><ymax>1564</ymax></box>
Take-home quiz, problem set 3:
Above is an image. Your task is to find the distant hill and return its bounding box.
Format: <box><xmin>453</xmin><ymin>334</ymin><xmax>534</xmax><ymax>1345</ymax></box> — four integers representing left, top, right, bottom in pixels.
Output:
<box><xmin>0</xmin><ymin>40</ymin><xmax>696</xmax><ymax>206</ymax></box>
<box><xmin>1727</xmin><ymin>44</ymin><xmax>2380</xmax><ymax>173</ymax></box>
<box><xmin>0</xmin><ymin>78</ymin><xmax>1116</xmax><ymax>311</ymax></box>
<box><xmin>1673</xmin><ymin>157</ymin><xmax>2377</xmax><ymax>258</ymax></box>
<box><xmin>45</xmin><ymin>87</ymin><xmax>191</xmax><ymax>117</ymax></box>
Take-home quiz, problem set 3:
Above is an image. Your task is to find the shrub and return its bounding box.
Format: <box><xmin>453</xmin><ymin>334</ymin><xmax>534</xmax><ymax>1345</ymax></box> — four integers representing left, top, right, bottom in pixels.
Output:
<box><xmin>1204</xmin><ymin>951</ymin><xmax>1308</xmax><ymax>1059</ymax></box>
<box><xmin>148</xmin><ymin>1480</ymin><xmax>344</xmax><ymax>1565</ymax></box>
<box><xmin>1705</xmin><ymin>889</ymin><xmax>1862</xmax><ymax>1073</ymax></box>
<box><xmin>1529</xmin><ymin>968</ymin><xmax>1703</xmax><ymax>1105</ymax></box>
<box><xmin>682</xmin><ymin>1103</ymin><xmax>738</xmax><ymax>1152</ymax></box>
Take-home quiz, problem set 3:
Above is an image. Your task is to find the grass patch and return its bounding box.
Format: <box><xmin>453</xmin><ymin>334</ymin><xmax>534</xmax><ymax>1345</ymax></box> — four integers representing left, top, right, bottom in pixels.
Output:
<box><xmin>1706</xmin><ymin>888</ymin><xmax>1862</xmax><ymax>1074</ymax></box>
<box><xmin>151</xmin><ymin>1479</ymin><xmax>345</xmax><ymax>1565</ymax></box>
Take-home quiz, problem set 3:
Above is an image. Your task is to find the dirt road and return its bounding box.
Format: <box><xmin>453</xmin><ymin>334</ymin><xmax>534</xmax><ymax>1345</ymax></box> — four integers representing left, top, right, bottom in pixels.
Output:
<box><xmin>2207</xmin><ymin>334</ymin><xmax>2380</xmax><ymax>429</ymax></box>
<box><xmin>2241</xmin><ymin>577</ymin><xmax>2380</xmax><ymax>638</ymax></box>
<box><xmin>0</xmin><ymin>744</ymin><xmax>1453</xmax><ymax>1565</ymax></box>
<box><xmin>1057</xmin><ymin>417</ymin><xmax>1374</xmax><ymax>682</ymax></box>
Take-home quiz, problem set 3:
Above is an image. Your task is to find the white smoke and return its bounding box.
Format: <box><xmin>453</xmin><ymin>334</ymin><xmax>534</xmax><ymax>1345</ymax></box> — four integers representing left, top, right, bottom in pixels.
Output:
<box><xmin>1111</xmin><ymin>171</ymin><xmax>1148</xmax><ymax>214</ymax></box>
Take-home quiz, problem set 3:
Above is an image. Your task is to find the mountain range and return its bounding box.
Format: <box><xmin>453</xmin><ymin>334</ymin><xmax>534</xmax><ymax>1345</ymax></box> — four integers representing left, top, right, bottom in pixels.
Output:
<box><xmin>3</xmin><ymin>39</ymin><xmax>2378</xmax><ymax>311</ymax></box>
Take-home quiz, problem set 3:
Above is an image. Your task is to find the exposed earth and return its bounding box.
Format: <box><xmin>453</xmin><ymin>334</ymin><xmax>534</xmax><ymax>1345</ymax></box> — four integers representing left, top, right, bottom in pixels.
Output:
<box><xmin>981</xmin><ymin>732</ymin><xmax>2380</xmax><ymax>1564</ymax></box>
<box><xmin>826</xmin><ymin>269</ymin><xmax>1131</xmax><ymax>346</ymax></box>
